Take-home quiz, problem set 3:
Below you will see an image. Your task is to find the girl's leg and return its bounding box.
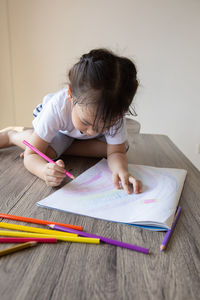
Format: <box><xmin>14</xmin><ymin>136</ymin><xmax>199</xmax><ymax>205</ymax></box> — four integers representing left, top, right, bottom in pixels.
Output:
<box><xmin>1</xmin><ymin>129</ymin><xmax>107</xmax><ymax>158</ymax></box>
<box><xmin>0</xmin><ymin>128</ymin><xmax>33</xmax><ymax>149</ymax></box>
<box><xmin>0</xmin><ymin>128</ymin><xmax>57</xmax><ymax>159</ymax></box>
<box><xmin>64</xmin><ymin>139</ymin><xmax>107</xmax><ymax>158</ymax></box>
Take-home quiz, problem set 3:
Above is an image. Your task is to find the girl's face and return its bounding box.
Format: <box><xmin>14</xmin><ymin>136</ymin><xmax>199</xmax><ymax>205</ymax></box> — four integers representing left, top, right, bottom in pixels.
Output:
<box><xmin>71</xmin><ymin>103</ymin><xmax>104</xmax><ymax>136</ymax></box>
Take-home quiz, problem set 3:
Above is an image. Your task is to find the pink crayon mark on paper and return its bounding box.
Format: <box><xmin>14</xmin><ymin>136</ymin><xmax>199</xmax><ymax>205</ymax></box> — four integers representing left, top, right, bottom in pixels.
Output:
<box><xmin>78</xmin><ymin>167</ymin><xmax>112</xmax><ymax>187</ymax></box>
<box><xmin>143</xmin><ymin>199</ymin><xmax>157</xmax><ymax>204</ymax></box>
<box><xmin>78</xmin><ymin>171</ymin><xmax>103</xmax><ymax>186</ymax></box>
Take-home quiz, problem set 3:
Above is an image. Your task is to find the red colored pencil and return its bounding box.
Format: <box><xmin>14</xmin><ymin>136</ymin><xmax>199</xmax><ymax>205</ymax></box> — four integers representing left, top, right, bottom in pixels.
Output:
<box><xmin>0</xmin><ymin>213</ymin><xmax>82</xmax><ymax>231</ymax></box>
<box><xmin>0</xmin><ymin>237</ymin><xmax>57</xmax><ymax>243</ymax></box>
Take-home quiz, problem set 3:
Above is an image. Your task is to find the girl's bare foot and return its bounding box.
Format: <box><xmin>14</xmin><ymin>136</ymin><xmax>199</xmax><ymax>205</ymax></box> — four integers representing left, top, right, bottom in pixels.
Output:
<box><xmin>0</xmin><ymin>126</ymin><xmax>28</xmax><ymax>149</ymax></box>
<box><xmin>0</xmin><ymin>129</ymin><xmax>16</xmax><ymax>148</ymax></box>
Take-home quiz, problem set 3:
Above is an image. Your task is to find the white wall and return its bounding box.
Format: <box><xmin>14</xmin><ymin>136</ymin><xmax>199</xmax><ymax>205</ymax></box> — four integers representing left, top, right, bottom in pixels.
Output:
<box><xmin>1</xmin><ymin>0</ymin><xmax>200</xmax><ymax>170</ymax></box>
<box><xmin>0</xmin><ymin>0</ymin><xmax>15</xmax><ymax>127</ymax></box>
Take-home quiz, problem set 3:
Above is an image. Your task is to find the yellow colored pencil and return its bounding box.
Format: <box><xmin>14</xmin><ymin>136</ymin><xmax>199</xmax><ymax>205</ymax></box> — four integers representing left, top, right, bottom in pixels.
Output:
<box><xmin>0</xmin><ymin>231</ymin><xmax>100</xmax><ymax>244</ymax></box>
<box><xmin>0</xmin><ymin>222</ymin><xmax>77</xmax><ymax>237</ymax></box>
<box><xmin>0</xmin><ymin>241</ymin><xmax>38</xmax><ymax>257</ymax></box>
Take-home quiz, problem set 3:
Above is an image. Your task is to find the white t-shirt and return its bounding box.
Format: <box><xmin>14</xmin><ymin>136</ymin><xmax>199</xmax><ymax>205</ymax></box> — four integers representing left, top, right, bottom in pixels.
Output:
<box><xmin>32</xmin><ymin>86</ymin><xmax>127</xmax><ymax>144</ymax></box>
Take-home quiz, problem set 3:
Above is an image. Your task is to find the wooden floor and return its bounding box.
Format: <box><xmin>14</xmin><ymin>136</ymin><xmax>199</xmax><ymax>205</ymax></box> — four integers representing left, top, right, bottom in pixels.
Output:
<box><xmin>0</xmin><ymin>129</ymin><xmax>200</xmax><ymax>300</ymax></box>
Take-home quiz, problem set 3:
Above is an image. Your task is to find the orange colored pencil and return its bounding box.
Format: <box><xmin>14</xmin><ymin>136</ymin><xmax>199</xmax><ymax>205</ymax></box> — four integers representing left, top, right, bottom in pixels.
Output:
<box><xmin>0</xmin><ymin>213</ymin><xmax>82</xmax><ymax>231</ymax></box>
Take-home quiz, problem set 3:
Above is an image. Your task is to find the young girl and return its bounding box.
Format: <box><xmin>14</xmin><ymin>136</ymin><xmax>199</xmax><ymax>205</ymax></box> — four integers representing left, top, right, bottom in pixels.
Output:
<box><xmin>0</xmin><ymin>48</ymin><xmax>142</xmax><ymax>194</ymax></box>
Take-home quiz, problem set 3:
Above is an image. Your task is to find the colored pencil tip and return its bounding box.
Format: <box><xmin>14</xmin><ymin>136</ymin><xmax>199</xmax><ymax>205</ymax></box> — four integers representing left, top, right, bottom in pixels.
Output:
<box><xmin>48</xmin><ymin>224</ymin><xmax>54</xmax><ymax>228</ymax></box>
<box><xmin>30</xmin><ymin>241</ymin><xmax>38</xmax><ymax>246</ymax></box>
<box><xmin>160</xmin><ymin>245</ymin><xmax>165</xmax><ymax>252</ymax></box>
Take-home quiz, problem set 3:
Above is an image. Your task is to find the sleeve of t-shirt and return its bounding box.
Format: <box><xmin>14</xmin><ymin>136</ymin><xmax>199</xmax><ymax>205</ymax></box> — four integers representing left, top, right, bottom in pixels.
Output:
<box><xmin>104</xmin><ymin>118</ymin><xmax>127</xmax><ymax>145</ymax></box>
<box><xmin>32</xmin><ymin>94</ymin><xmax>66</xmax><ymax>143</ymax></box>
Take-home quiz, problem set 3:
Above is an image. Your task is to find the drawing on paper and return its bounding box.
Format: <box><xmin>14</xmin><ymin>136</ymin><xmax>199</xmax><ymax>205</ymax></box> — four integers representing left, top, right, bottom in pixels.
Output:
<box><xmin>37</xmin><ymin>158</ymin><xmax>187</xmax><ymax>230</ymax></box>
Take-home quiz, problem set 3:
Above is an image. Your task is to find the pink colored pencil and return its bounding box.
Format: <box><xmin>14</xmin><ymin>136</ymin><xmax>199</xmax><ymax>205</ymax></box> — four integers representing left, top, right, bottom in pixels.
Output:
<box><xmin>23</xmin><ymin>140</ymin><xmax>75</xmax><ymax>179</ymax></box>
<box><xmin>0</xmin><ymin>237</ymin><xmax>57</xmax><ymax>243</ymax></box>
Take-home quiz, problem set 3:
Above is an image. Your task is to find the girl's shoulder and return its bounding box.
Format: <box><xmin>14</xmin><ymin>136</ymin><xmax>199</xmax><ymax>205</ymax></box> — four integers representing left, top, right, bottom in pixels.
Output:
<box><xmin>42</xmin><ymin>85</ymin><xmax>70</xmax><ymax>110</ymax></box>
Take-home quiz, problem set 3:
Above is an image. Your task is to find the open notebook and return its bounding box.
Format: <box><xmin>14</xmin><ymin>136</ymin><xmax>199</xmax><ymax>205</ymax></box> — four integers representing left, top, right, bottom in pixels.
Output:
<box><xmin>37</xmin><ymin>159</ymin><xmax>187</xmax><ymax>231</ymax></box>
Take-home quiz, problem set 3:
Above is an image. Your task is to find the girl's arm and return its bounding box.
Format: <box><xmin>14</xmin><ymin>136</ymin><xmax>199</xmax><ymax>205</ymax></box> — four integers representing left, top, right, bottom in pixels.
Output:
<box><xmin>23</xmin><ymin>132</ymin><xmax>66</xmax><ymax>186</ymax></box>
<box><xmin>107</xmin><ymin>143</ymin><xmax>142</xmax><ymax>194</ymax></box>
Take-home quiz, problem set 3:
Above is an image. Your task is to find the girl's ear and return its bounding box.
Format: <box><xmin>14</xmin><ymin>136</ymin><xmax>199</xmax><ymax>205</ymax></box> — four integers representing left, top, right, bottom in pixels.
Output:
<box><xmin>68</xmin><ymin>85</ymin><xmax>73</xmax><ymax>102</ymax></box>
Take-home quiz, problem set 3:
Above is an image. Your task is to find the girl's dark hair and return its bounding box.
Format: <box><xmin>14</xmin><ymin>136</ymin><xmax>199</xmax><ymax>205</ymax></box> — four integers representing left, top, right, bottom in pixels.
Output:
<box><xmin>68</xmin><ymin>48</ymin><xmax>138</xmax><ymax>134</ymax></box>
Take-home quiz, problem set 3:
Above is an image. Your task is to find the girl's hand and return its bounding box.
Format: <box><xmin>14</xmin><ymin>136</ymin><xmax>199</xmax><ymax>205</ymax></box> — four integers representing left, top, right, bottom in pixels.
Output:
<box><xmin>43</xmin><ymin>159</ymin><xmax>66</xmax><ymax>187</ymax></box>
<box><xmin>112</xmin><ymin>171</ymin><xmax>142</xmax><ymax>194</ymax></box>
